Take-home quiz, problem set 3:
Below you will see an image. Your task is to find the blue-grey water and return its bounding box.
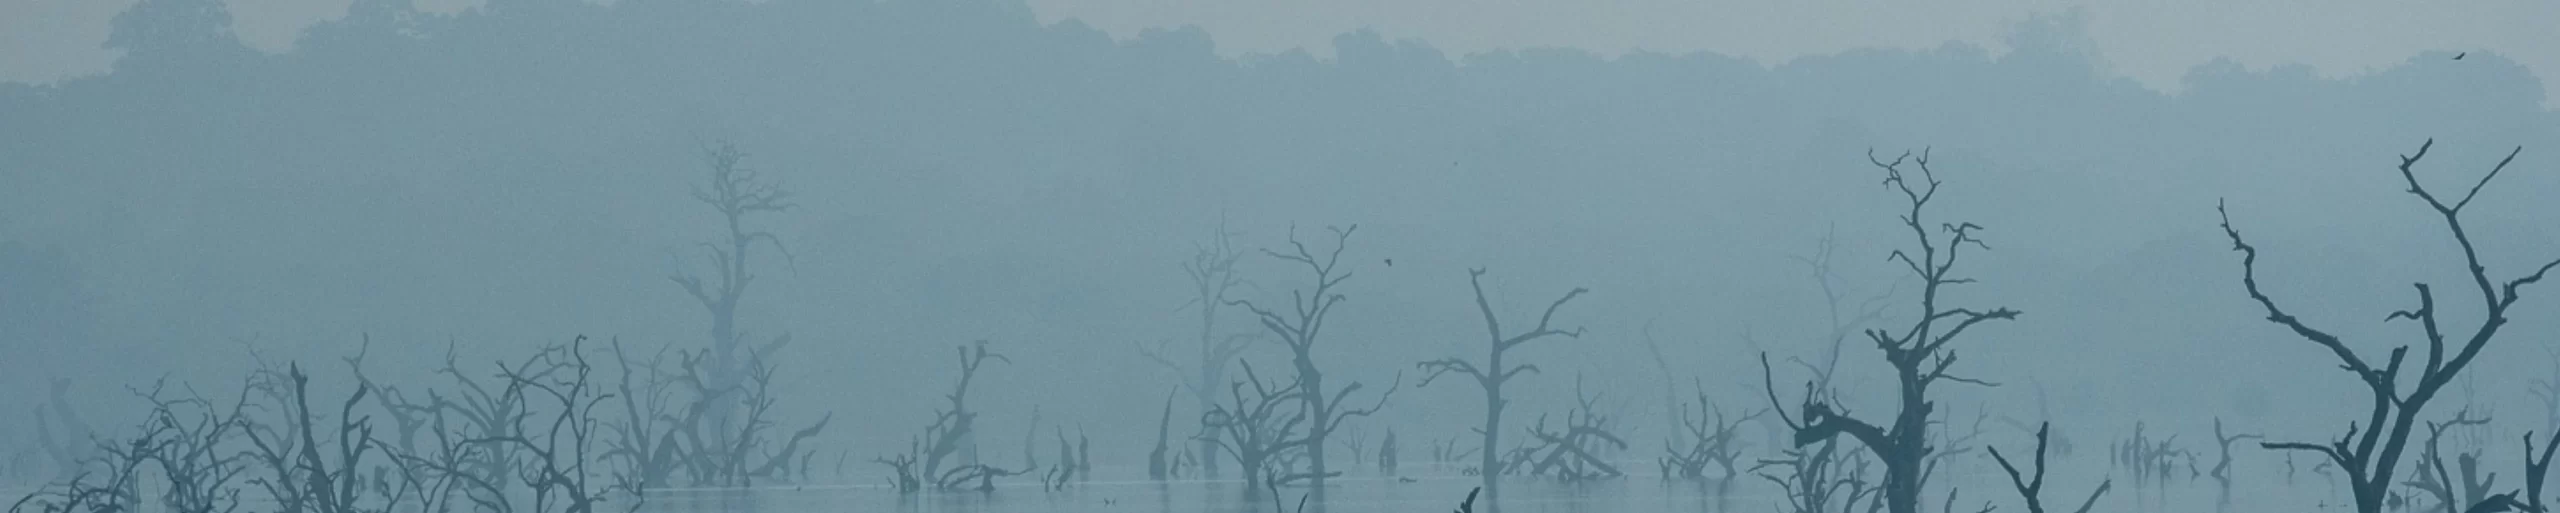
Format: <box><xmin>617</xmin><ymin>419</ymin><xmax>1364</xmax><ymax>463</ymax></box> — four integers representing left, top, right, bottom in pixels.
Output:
<box><xmin>622</xmin><ymin>461</ymin><xmax>2330</xmax><ymax>513</ymax></box>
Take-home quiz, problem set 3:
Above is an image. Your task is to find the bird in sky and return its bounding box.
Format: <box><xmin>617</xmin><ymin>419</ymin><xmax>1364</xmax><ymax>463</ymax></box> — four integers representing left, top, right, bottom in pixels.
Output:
<box><xmin>2454</xmin><ymin>52</ymin><xmax>2467</xmax><ymax>60</ymax></box>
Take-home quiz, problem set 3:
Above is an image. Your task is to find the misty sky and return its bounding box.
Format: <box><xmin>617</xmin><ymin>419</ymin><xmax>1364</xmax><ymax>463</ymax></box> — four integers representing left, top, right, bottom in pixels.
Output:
<box><xmin>6</xmin><ymin>0</ymin><xmax>2560</xmax><ymax>100</ymax></box>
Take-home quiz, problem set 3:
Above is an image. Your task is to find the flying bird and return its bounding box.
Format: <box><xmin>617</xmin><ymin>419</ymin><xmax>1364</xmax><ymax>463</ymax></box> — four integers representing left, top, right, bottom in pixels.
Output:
<box><xmin>1384</xmin><ymin>258</ymin><xmax>1394</xmax><ymax>267</ymax></box>
<box><xmin>2454</xmin><ymin>52</ymin><xmax>2467</xmax><ymax>60</ymax></box>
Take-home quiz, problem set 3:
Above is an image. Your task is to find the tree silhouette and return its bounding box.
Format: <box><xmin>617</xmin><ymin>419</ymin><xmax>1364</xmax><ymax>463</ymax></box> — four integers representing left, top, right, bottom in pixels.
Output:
<box><xmin>1765</xmin><ymin>149</ymin><xmax>2021</xmax><ymax>513</ymax></box>
<box><xmin>1988</xmin><ymin>423</ymin><xmax>2109</xmax><ymax>513</ymax></box>
<box><xmin>1230</xmin><ymin>224</ymin><xmax>1399</xmax><ymax>502</ymax></box>
<box><xmin>668</xmin><ymin>140</ymin><xmax>797</xmax><ymax>477</ymax></box>
<box><xmin>2218</xmin><ymin>139</ymin><xmax>2560</xmax><ymax>513</ymax></box>
<box><xmin>1417</xmin><ymin>268</ymin><xmax>1586</xmax><ymax>503</ymax></box>
<box><xmin>1138</xmin><ymin>220</ymin><xmax>1257</xmax><ymax>479</ymax></box>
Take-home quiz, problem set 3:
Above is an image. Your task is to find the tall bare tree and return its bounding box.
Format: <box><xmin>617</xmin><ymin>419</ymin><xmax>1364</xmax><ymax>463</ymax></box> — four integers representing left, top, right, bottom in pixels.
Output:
<box><xmin>668</xmin><ymin>141</ymin><xmax>797</xmax><ymax>467</ymax></box>
<box><xmin>1140</xmin><ymin>221</ymin><xmax>1256</xmax><ymax>478</ymax></box>
<box><xmin>1765</xmin><ymin>149</ymin><xmax>2021</xmax><ymax>513</ymax></box>
<box><xmin>1417</xmin><ymin>268</ymin><xmax>1586</xmax><ymax>503</ymax></box>
<box><xmin>2217</xmin><ymin>139</ymin><xmax>2560</xmax><ymax>513</ymax></box>
<box><xmin>1230</xmin><ymin>224</ymin><xmax>1398</xmax><ymax>501</ymax></box>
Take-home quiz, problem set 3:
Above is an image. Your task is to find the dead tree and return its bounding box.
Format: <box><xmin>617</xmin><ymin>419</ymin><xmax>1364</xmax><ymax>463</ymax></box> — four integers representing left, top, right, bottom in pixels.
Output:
<box><xmin>32</xmin><ymin>379</ymin><xmax>96</xmax><ymax>480</ymax></box>
<box><xmin>1429</xmin><ymin>436</ymin><xmax>1473</xmax><ymax>466</ymax></box>
<box><xmin>11</xmin><ymin>418</ymin><xmax>154</xmax><ymax>513</ymax></box>
<box><xmin>1921</xmin><ymin>408</ymin><xmax>1994</xmax><ymax>493</ymax></box>
<box><xmin>1139</xmin><ymin>221</ymin><xmax>1258</xmax><ymax>479</ymax></box>
<box><xmin>1150</xmin><ymin>388</ymin><xmax>1179</xmax><ymax>480</ymax></box>
<box><xmin>668</xmin><ymin>141</ymin><xmax>796</xmax><ymax>457</ymax></box>
<box><xmin>46</xmin><ymin>379</ymin><xmax>256</xmax><ymax>513</ymax></box>
<box><xmin>1416</xmin><ymin>268</ymin><xmax>1586</xmax><ymax>502</ymax></box>
<box><xmin>703</xmin><ymin>346</ymin><xmax>828</xmax><ymax>486</ymax></box>
<box><xmin>2209</xmin><ymin>417</ymin><xmax>2261</xmax><ymax>505</ymax></box>
<box><xmin>2533</xmin><ymin>348</ymin><xmax>2560</xmax><ymax>436</ymax></box>
<box><xmin>470</xmin><ymin>337</ymin><xmax>616</xmax><ymax>513</ymax></box>
<box><xmin>344</xmin><ymin>339</ymin><xmax>436</xmax><ymax>459</ymax></box>
<box><xmin>1378</xmin><ymin>430</ymin><xmax>1399</xmax><ymax>476</ymax></box>
<box><xmin>386</xmin><ymin>400</ymin><xmax>506</xmax><ymax>513</ymax></box>
<box><xmin>239</xmin><ymin>362</ymin><xmax>384</xmax><ymax>513</ymax></box>
<box><xmin>601</xmin><ymin>339</ymin><xmax>687</xmax><ymax>496</ymax></box>
<box><xmin>1752</xmin><ymin>430</ymin><xmax>1881</xmax><ymax>513</ymax></box>
<box><xmin>2521</xmin><ymin>431</ymin><xmax>2560</xmax><ymax>513</ymax></box>
<box><xmin>1199</xmin><ymin>362</ymin><xmax>1311</xmax><ymax>501</ymax></box>
<box><xmin>1230</xmin><ymin>223</ymin><xmax>1399</xmax><ymax>498</ymax></box>
<box><xmin>1337</xmin><ymin>427</ymin><xmax>1369</xmax><ymax>466</ymax></box>
<box><xmin>2218</xmin><ymin>139</ymin><xmax>2560</xmax><ymax>513</ymax></box>
<box><xmin>1994</xmin><ymin>379</ymin><xmax>2071</xmax><ymax>458</ymax></box>
<box><xmin>1988</xmin><ymin>423</ymin><xmax>2110</xmax><ymax>513</ymax></box>
<box><xmin>878</xmin><ymin>341</ymin><xmax>1015</xmax><ymax>493</ymax></box>
<box><xmin>1784</xmin><ymin>227</ymin><xmax>1900</xmax><ymax>393</ymax></box>
<box><xmin>1661</xmin><ymin>383</ymin><xmax>1763</xmax><ymax>496</ymax></box>
<box><xmin>427</xmin><ymin>341</ymin><xmax>544</xmax><ymax>490</ymax></box>
<box><xmin>1517</xmin><ymin>380</ymin><xmax>1628</xmax><ymax>482</ymax></box>
<box><xmin>2406</xmin><ymin>410</ymin><xmax>2497</xmax><ymax>513</ymax></box>
<box><xmin>1764</xmin><ymin>149</ymin><xmax>2021</xmax><ymax>513</ymax></box>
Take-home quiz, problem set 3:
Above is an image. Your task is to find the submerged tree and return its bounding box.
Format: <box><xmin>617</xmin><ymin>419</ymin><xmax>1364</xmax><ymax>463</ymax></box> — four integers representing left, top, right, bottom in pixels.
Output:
<box><xmin>1139</xmin><ymin>221</ymin><xmax>1257</xmax><ymax>479</ymax></box>
<box><xmin>877</xmin><ymin>341</ymin><xmax>1023</xmax><ymax>493</ymax></box>
<box><xmin>1198</xmin><ymin>362</ymin><xmax>1312</xmax><ymax>501</ymax></box>
<box><xmin>1514</xmin><ymin>378</ymin><xmax>1629</xmax><ymax>482</ymax></box>
<box><xmin>2405</xmin><ymin>410</ymin><xmax>2496</xmax><ymax>513</ymax></box>
<box><xmin>2208</xmin><ymin>417</ymin><xmax>2261</xmax><ymax>507</ymax></box>
<box><xmin>669</xmin><ymin>141</ymin><xmax>796</xmax><ymax>451</ymax></box>
<box><xmin>1764</xmin><ymin>149</ymin><xmax>2021</xmax><ymax>513</ymax></box>
<box><xmin>1417</xmin><ymin>268</ymin><xmax>1587</xmax><ymax>503</ymax></box>
<box><xmin>1988</xmin><ymin>423</ymin><xmax>2110</xmax><ymax>513</ymax></box>
<box><xmin>2217</xmin><ymin>139</ymin><xmax>2560</xmax><ymax>513</ymax></box>
<box><xmin>1230</xmin><ymin>224</ymin><xmax>1398</xmax><ymax>500</ymax></box>
<box><xmin>1660</xmin><ymin>383</ymin><xmax>1763</xmax><ymax>496</ymax></box>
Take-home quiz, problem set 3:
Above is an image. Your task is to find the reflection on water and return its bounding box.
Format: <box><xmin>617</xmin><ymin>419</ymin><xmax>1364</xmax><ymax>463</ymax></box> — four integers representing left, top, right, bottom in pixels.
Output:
<box><xmin>628</xmin><ymin>461</ymin><xmax>2345</xmax><ymax>513</ymax></box>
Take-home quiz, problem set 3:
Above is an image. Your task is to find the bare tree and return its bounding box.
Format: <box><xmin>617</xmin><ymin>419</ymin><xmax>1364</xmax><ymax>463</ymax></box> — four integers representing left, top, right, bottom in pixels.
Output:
<box><xmin>1139</xmin><ymin>221</ymin><xmax>1257</xmax><ymax>479</ymax></box>
<box><xmin>472</xmin><ymin>337</ymin><xmax>615</xmax><ymax>513</ymax></box>
<box><xmin>878</xmin><ymin>341</ymin><xmax>1020</xmax><ymax>493</ymax></box>
<box><xmin>1988</xmin><ymin>423</ymin><xmax>2109</xmax><ymax>513</ymax></box>
<box><xmin>1198</xmin><ymin>362</ymin><xmax>1310</xmax><ymax>501</ymax></box>
<box><xmin>1515</xmin><ymin>378</ymin><xmax>1628</xmax><ymax>482</ymax></box>
<box><xmin>600</xmin><ymin>339</ymin><xmax>684</xmax><ymax>496</ymax></box>
<box><xmin>2208</xmin><ymin>417</ymin><xmax>2261</xmax><ymax>507</ymax></box>
<box><xmin>239</xmin><ymin>362</ymin><xmax>382</xmax><ymax>513</ymax></box>
<box><xmin>1149</xmin><ymin>388</ymin><xmax>1179</xmax><ymax>480</ymax></box>
<box><xmin>1784</xmin><ymin>227</ymin><xmax>1899</xmax><ymax>393</ymax></box>
<box><xmin>1660</xmin><ymin>382</ymin><xmax>1763</xmax><ymax>497</ymax></box>
<box><xmin>668</xmin><ymin>141</ymin><xmax>796</xmax><ymax>456</ymax></box>
<box><xmin>31</xmin><ymin>379</ymin><xmax>95</xmax><ymax>480</ymax></box>
<box><xmin>1230</xmin><ymin>224</ymin><xmax>1399</xmax><ymax>499</ymax></box>
<box><xmin>1764</xmin><ymin>149</ymin><xmax>2021</xmax><ymax>513</ymax></box>
<box><xmin>1416</xmin><ymin>268</ymin><xmax>1586</xmax><ymax>503</ymax></box>
<box><xmin>2521</xmin><ymin>431</ymin><xmax>2560</xmax><ymax>513</ymax></box>
<box><xmin>2532</xmin><ymin>348</ymin><xmax>2560</xmax><ymax>436</ymax></box>
<box><xmin>2217</xmin><ymin>139</ymin><xmax>2560</xmax><ymax>513</ymax></box>
<box><xmin>2406</xmin><ymin>410</ymin><xmax>2497</xmax><ymax>513</ymax></box>
<box><xmin>1750</xmin><ymin>426</ymin><xmax>1880</xmax><ymax>513</ymax></box>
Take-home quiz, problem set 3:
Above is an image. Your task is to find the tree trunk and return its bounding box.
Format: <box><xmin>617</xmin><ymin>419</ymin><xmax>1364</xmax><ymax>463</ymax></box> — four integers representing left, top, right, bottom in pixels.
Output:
<box><xmin>1300</xmin><ymin>358</ymin><xmax>1331</xmax><ymax>502</ymax></box>
<box><xmin>1481</xmin><ymin>387</ymin><xmax>1503</xmax><ymax>503</ymax></box>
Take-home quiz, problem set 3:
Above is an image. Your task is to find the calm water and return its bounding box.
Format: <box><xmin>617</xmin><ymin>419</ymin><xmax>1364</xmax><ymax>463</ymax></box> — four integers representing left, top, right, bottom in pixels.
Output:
<box><xmin>0</xmin><ymin>458</ymin><xmax>2359</xmax><ymax>512</ymax></box>
<box><xmin>627</xmin><ymin>460</ymin><xmax>2351</xmax><ymax>513</ymax></box>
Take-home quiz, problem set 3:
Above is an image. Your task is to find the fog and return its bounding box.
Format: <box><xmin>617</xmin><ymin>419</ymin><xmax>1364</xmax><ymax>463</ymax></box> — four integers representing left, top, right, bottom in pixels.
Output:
<box><xmin>4</xmin><ymin>1</ymin><xmax>2558</xmax><ymax>512</ymax></box>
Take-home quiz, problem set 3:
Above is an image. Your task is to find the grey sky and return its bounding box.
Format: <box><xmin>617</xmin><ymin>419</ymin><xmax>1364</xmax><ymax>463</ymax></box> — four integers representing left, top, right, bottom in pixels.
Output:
<box><xmin>5</xmin><ymin>0</ymin><xmax>2559</xmax><ymax>100</ymax></box>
